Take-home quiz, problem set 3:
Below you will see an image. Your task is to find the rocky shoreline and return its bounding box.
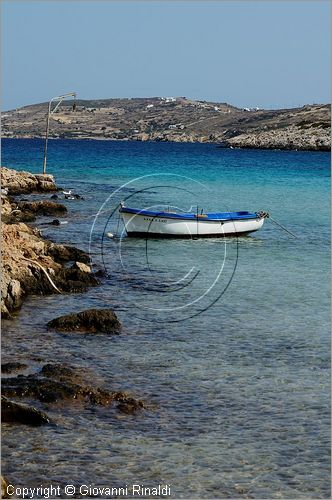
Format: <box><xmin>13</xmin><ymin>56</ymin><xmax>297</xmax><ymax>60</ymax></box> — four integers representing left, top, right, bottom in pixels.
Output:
<box><xmin>1</xmin><ymin>168</ymin><xmax>99</xmax><ymax>319</ymax></box>
<box><xmin>1</xmin><ymin>167</ymin><xmax>146</xmax><ymax>496</ymax></box>
<box><xmin>224</xmin><ymin>123</ymin><xmax>330</xmax><ymax>151</ymax></box>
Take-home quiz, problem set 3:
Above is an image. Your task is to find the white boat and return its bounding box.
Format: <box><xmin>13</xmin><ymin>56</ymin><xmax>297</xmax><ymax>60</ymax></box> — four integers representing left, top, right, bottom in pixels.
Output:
<box><xmin>119</xmin><ymin>205</ymin><xmax>267</xmax><ymax>238</ymax></box>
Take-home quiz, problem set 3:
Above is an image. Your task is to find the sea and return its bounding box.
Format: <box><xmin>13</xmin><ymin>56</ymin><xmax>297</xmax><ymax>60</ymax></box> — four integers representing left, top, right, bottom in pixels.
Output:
<box><xmin>1</xmin><ymin>138</ymin><xmax>330</xmax><ymax>498</ymax></box>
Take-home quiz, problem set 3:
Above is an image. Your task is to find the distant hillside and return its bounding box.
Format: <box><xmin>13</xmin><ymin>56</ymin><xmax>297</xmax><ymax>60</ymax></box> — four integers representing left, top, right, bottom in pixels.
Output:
<box><xmin>2</xmin><ymin>97</ymin><xmax>330</xmax><ymax>151</ymax></box>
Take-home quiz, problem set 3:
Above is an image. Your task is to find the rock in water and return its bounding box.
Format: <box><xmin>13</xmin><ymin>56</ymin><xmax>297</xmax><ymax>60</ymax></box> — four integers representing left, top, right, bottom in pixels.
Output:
<box><xmin>17</xmin><ymin>200</ymin><xmax>67</xmax><ymax>216</ymax></box>
<box><xmin>1</xmin><ymin>475</ymin><xmax>10</xmax><ymax>499</ymax></box>
<box><xmin>2</xmin><ymin>372</ymin><xmax>145</xmax><ymax>411</ymax></box>
<box><xmin>72</xmin><ymin>261</ymin><xmax>91</xmax><ymax>273</ymax></box>
<box><xmin>1</xmin><ymin>396</ymin><xmax>51</xmax><ymax>426</ymax></box>
<box><xmin>55</xmin><ymin>268</ymin><xmax>98</xmax><ymax>293</ymax></box>
<box><xmin>1</xmin><ymin>362</ymin><xmax>28</xmax><ymax>374</ymax></box>
<box><xmin>1</xmin><ymin>222</ymin><xmax>97</xmax><ymax>316</ymax></box>
<box><xmin>40</xmin><ymin>363</ymin><xmax>85</xmax><ymax>383</ymax></box>
<box><xmin>51</xmin><ymin>219</ymin><xmax>60</xmax><ymax>226</ymax></box>
<box><xmin>47</xmin><ymin>308</ymin><xmax>121</xmax><ymax>334</ymax></box>
<box><xmin>47</xmin><ymin>243</ymin><xmax>90</xmax><ymax>263</ymax></box>
<box><xmin>116</xmin><ymin>397</ymin><xmax>145</xmax><ymax>414</ymax></box>
<box><xmin>0</xmin><ymin>167</ymin><xmax>57</xmax><ymax>194</ymax></box>
<box><xmin>7</xmin><ymin>279</ymin><xmax>22</xmax><ymax>309</ymax></box>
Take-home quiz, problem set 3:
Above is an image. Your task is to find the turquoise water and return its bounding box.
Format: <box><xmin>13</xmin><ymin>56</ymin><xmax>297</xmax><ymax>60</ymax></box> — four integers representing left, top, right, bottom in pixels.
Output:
<box><xmin>1</xmin><ymin>139</ymin><xmax>330</xmax><ymax>498</ymax></box>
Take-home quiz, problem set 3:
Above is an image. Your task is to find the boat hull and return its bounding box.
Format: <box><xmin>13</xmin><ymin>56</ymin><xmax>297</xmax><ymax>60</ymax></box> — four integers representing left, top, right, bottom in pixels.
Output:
<box><xmin>120</xmin><ymin>211</ymin><xmax>264</xmax><ymax>238</ymax></box>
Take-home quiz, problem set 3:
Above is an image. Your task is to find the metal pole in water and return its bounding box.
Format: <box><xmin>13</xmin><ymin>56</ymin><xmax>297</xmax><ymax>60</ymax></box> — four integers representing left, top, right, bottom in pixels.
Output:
<box><xmin>42</xmin><ymin>92</ymin><xmax>76</xmax><ymax>175</ymax></box>
<box><xmin>43</xmin><ymin>101</ymin><xmax>52</xmax><ymax>175</ymax></box>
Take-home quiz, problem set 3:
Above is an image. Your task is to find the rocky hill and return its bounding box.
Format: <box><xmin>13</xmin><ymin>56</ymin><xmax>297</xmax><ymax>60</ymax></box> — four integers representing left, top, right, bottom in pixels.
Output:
<box><xmin>2</xmin><ymin>97</ymin><xmax>330</xmax><ymax>151</ymax></box>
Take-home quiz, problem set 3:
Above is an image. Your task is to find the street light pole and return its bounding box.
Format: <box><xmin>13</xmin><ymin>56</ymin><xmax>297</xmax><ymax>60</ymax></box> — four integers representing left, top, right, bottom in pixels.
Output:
<box><xmin>43</xmin><ymin>92</ymin><xmax>76</xmax><ymax>175</ymax></box>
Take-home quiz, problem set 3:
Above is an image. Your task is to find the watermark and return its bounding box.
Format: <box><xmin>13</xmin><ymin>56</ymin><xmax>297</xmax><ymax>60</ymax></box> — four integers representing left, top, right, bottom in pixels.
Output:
<box><xmin>6</xmin><ymin>483</ymin><xmax>171</xmax><ymax>498</ymax></box>
<box><xmin>89</xmin><ymin>173</ymin><xmax>239</xmax><ymax>322</ymax></box>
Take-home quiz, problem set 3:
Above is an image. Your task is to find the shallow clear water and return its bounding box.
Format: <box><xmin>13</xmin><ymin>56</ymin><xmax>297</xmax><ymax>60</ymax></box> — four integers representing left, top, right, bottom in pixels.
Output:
<box><xmin>1</xmin><ymin>139</ymin><xmax>330</xmax><ymax>498</ymax></box>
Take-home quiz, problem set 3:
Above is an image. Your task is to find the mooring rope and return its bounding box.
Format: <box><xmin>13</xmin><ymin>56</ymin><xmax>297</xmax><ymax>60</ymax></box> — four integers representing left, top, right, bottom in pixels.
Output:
<box><xmin>256</xmin><ymin>211</ymin><xmax>298</xmax><ymax>238</ymax></box>
<box><xmin>21</xmin><ymin>256</ymin><xmax>62</xmax><ymax>294</ymax></box>
<box><xmin>268</xmin><ymin>216</ymin><xmax>298</xmax><ymax>238</ymax></box>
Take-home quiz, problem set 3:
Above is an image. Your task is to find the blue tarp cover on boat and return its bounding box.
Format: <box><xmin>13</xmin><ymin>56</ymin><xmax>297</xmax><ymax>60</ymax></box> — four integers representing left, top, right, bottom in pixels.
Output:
<box><xmin>120</xmin><ymin>207</ymin><xmax>258</xmax><ymax>221</ymax></box>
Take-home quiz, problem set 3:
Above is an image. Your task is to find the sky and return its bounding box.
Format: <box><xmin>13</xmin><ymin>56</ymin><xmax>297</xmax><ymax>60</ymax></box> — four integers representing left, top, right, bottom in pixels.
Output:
<box><xmin>1</xmin><ymin>0</ymin><xmax>331</xmax><ymax>110</ymax></box>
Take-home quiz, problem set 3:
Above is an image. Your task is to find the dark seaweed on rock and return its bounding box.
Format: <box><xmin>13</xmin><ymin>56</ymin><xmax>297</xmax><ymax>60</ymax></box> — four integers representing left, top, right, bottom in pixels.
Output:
<box><xmin>115</xmin><ymin>397</ymin><xmax>146</xmax><ymax>415</ymax></box>
<box><xmin>17</xmin><ymin>200</ymin><xmax>67</xmax><ymax>216</ymax></box>
<box><xmin>1</xmin><ymin>210</ymin><xmax>37</xmax><ymax>224</ymax></box>
<box><xmin>47</xmin><ymin>309</ymin><xmax>121</xmax><ymax>334</ymax></box>
<box><xmin>40</xmin><ymin>363</ymin><xmax>84</xmax><ymax>383</ymax></box>
<box><xmin>55</xmin><ymin>268</ymin><xmax>99</xmax><ymax>293</ymax></box>
<box><xmin>1</xmin><ymin>374</ymin><xmax>112</xmax><ymax>405</ymax></box>
<box><xmin>1</xmin><ymin>362</ymin><xmax>28</xmax><ymax>374</ymax></box>
<box><xmin>47</xmin><ymin>244</ymin><xmax>90</xmax><ymax>264</ymax></box>
<box><xmin>1</xmin><ymin>396</ymin><xmax>51</xmax><ymax>426</ymax></box>
<box><xmin>1</xmin><ymin>368</ymin><xmax>145</xmax><ymax>414</ymax></box>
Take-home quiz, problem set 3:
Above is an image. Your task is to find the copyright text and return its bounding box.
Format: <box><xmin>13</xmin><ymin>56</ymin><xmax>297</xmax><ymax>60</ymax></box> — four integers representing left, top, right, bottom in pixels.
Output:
<box><xmin>6</xmin><ymin>483</ymin><xmax>172</xmax><ymax>498</ymax></box>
